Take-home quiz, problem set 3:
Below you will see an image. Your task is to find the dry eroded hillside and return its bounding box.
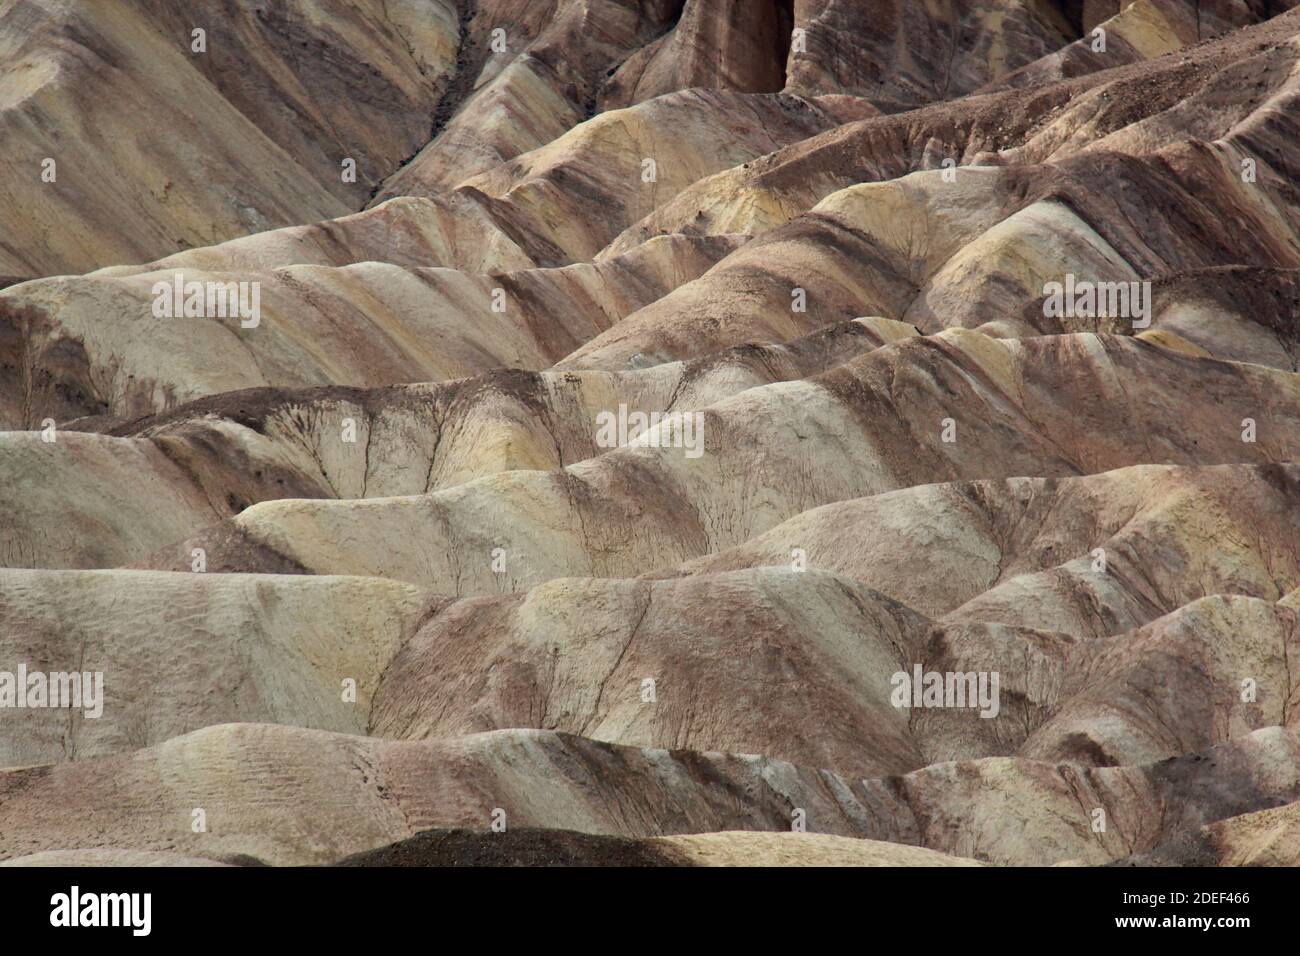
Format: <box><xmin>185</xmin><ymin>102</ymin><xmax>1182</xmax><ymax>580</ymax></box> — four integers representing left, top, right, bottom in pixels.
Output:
<box><xmin>3</xmin><ymin>0</ymin><xmax>1300</xmax><ymax>869</ymax></box>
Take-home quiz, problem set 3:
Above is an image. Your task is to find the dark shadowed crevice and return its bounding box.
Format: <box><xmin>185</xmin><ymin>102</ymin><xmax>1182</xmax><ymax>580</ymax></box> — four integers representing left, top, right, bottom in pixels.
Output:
<box><xmin>1052</xmin><ymin>0</ymin><xmax>1088</xmax><ymax>36</ymax></box>
<box><xmin>368</xmin><ymin>0</ymin><xmax>480</xmax><ymax>203</ymax></box>
<box><xmin>774</xmin><ymin>0</ymin><xmax>795</xmax><ymax>87</ymax></box>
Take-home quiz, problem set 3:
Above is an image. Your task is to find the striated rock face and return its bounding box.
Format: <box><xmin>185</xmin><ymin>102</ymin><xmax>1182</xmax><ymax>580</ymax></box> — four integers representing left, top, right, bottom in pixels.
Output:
<box><xmin>2</xmin><ymin>1</ymin><xmax>1300</xmax><ymax>869</ymax></box>
<box><xmin>0</xmin><ymin>0</ymin><xmax>461</xmax><ymax>277</ymax></box>
<box><xmin>0</xmin><ymin>234</ymin><xmax>742</xmax><ymax>427</ymax></box>
<box><xmin>784</xmin><ymin>0</ymin><xmax>1078</xmax><ymax>110</ymax></box>
<box><xmin>0</xmin><ymin>569</ymin><xmax>434</xmax><ymax>765</ymax></box>
<box><xmin>598</xmin><ymin>0</ymin><xmax>794</xmax><ymax>108</ymax></box>
<box><xmin>2</xmin><ymin>722</ymin><xmax>1299</xmax><ymax>866</ymax></box>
